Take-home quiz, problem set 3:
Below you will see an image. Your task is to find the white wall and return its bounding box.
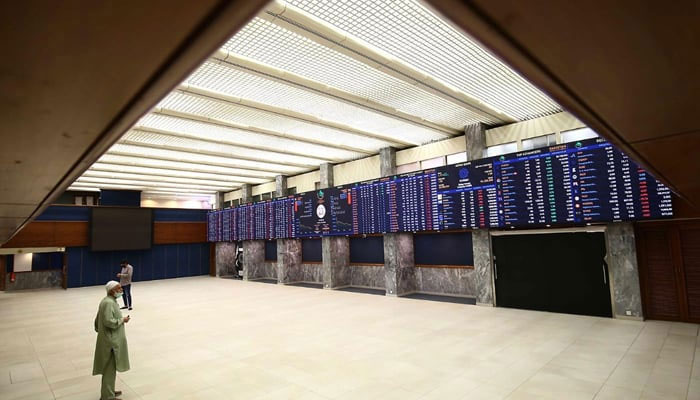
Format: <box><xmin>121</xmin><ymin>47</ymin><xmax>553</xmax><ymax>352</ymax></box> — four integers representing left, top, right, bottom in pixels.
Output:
<box><xmin>13</xmin><ymin>253</ymin><xmax>33</xmax><ymax>272</ymax></box>
<box><xmin>141</xmin><ymin>197</ymin><xmax>212</xmax><ymax>209</ymax></box>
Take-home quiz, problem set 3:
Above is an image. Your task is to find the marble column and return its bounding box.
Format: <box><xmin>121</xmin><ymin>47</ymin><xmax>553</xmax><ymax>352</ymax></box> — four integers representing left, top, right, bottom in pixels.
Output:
<box><xmin>217</xmin><ymin>191</ymin><xmax>226</xmax><ymax>209</ymax></box>
<box><xmin>275</xmin><ymin>174</ymin><xmax>303</xmax><ymax>283</ymax></box>
<box><xmin>379</xmin><ymin>147</ymin><xmax>396</xmax><ymax>177</ymax></box>
<box><xmin>606</xmin><ymin>222</ymin><xmax>643</xmax><ymax>319</ymax></box>
<box><xmin>466</xmin><ymin>124</ymin><xmax>495</xmax><ymax>305</ymax></box>
<box><xmin>319</xmin><ymin>163</ymin><xmax>351</xmax><ymax>289</ymax></box>
<box><xmin>323</xmin><ymin>236</ymin><xmax>351</xmax><ymax>288</ymax></box>
<box><xmin>380</xmin><ymin>147</ymin><xmax>417</xmax><ymax>296</ymax></box>
<box><xmin>240</xmin><ymin>183</ymin><xmax>252</xmax><ymax>204</ymax></box>
<box><xmin>215</xmin><ymin>242</ymin><xmax>238</xmax><ymax>277</ymax></box>
<box><xmin>243</xmin><ymin>240</ymin><xmax>264</xmax><ymax>280</ymax></box>
<box><xmin>473</xmin><ymin>230</ymin><xmax>495</xmax><ymax>306</ymax></box>
<box><xmin>240</xmin><ymin>183</ymin><xmax>262</xmax><ymax>279</ymax></box>
<box><xmin>274</xmin><ymin>175</ymin><xmax>287</xmax><ymax>198</ymax></box>
<box><xmin>465</xmin><ymin>122</ymin><xmax>487</xmax><ymax>160</ymax></box>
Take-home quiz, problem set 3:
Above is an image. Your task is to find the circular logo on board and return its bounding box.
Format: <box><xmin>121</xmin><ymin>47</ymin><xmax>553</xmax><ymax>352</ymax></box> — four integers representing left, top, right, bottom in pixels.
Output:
<box><xmin>459</xmin><ymin>168</ymin><xmax>469</xmax><ymax>179</ymax></box>
<box><xmin>316</xmin><ymin>204</ymin><xmax>326</xmax><ymax>218</ymax></box>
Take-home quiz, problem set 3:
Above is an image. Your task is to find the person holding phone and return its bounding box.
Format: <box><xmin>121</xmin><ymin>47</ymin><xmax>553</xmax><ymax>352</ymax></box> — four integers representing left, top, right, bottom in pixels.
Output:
<box><xmin>93</xmin><ymin>280</ymin><xmax>130</xmax><ymax>400</ymax></box>
<box><xmin>116</xmin><ymin>260</ymin><xmax>133</xmax><ymax>310</ymax></box>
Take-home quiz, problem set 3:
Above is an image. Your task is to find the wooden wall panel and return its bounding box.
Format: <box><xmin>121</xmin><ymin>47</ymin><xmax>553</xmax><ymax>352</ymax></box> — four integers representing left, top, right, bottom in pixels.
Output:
<box><xmin>638</xmin><ymin>229</ymin><xmax>682</xmax><ymax>320</ymax></box>
<box><xmin>153</xmin><ymin>222</ymin><xmax>206</xmax><ymax>244</ymax></box>
<box><xmin>637</xmin><ymin>220</ymin><xmax>700</xmax><ymax>323</ymax></box>
<box><xmin>1</xmin><ymin>222</ymin><xmax>88</xmax><ymax>248</ymax></box>
<box><xmin>680</xmin><ymin>227</ymin><xmax>700</xmax><ymax>321</ymax></box>
<box><xmin>2</xmin><ymin>221</ymin><xmax>206</xmax><ymax>248</ymax></box>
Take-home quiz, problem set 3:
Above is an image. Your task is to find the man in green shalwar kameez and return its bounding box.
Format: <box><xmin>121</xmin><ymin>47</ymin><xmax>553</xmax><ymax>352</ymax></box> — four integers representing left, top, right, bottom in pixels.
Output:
<box><xmin>93</xmin><ymin>280</ymin><xmax>131</xmax><ymax>400</ymax></box>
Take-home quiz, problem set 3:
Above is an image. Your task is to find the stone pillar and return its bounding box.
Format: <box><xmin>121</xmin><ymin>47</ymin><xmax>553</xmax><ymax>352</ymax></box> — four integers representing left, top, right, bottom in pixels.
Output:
<box><xmin>240</xmin><ymin>183</ymin><xmax>252</xmax><ymax>204</ymax></box>
<box><xmin>606</xmin><ymin>222</ymin><xmax>643</xmax><ymax>319</ymax></box>
<box><xmin>240</xmin><ymin>183</ymin><xmax>263</xmax><ymax>279</ymax></box>
<box><xmin>274</xmin><ymin>174</ymin><xmax>303</xmax><ymax>283</ymax></box>
<box><xmin>217</xmin><ymin>192</ymin><xmax>226</xmax><ymax>209</ymax></box>
<box><xmin>473</xmin><ymin>230</ymin><xmax>495</xmax><ymax>305</ymax></box>
<box><xmin>243</xmin><ymin>240</ymin><xmax>264</xmax><ymax>281</ymax></box>
<box><xmin>465</xmin><ymin>122</ymin><xmax>487</xmax><ymax>160</ymax></box>
<box><xmin>466</xmin><ymin>124</ymin><xmax>495</xmax><ymax>305</ymax></box>
<box><xmin>215</xmin><ymin>242</ymin><xmax>238</xmax><ymax>277</ymax></box>
<box><xmin>320</xmin><ymin>163</ymin><xmax>333</xmax><ymax>188</ymax></box>
<box><xmin>274</xmin><ymin>175</ymin><xmax>287</xmax><ymax>198</ymax></box>
<box><xmin>319</xmin><ymin>163</ymin><xmax>351</xmax><ymax>289</ymax></box>
<box><xmin>380</xmin><ymin>147</ymin><xmax>396</xmax><ymax>176</ymax></box>
<box><xmin>380</xmin><ymin>147</ymin><xmax>417</xmax><ymax>296</ymax></box>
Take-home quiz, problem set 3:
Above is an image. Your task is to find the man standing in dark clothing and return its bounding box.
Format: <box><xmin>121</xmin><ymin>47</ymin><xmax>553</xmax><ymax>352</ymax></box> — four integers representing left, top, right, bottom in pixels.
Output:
<box><xmin>116</xmin><ymin>260</ymin><xmax>133</xmax><ymax>310</ymax></box>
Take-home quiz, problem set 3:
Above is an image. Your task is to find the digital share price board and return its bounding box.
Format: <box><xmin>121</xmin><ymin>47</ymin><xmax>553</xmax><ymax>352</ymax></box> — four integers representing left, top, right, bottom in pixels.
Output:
<box><xmin>207</xmin><ymin>138</ymin><xmax>673</xmax><ymax>241</ymax></box>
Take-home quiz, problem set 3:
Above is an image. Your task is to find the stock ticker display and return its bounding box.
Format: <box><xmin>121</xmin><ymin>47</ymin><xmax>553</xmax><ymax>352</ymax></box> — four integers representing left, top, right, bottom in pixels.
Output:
<box><xmin>207</xmin><ymin>138</ymin><xmax>673</xmax><ymax>241</ymax></box>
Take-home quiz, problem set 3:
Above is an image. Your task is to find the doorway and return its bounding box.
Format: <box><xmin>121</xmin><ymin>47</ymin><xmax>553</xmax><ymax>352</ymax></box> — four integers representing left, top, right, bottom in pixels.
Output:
<box><xmin>492</xmin><ymin>232</ymin><xmax>612</xmax><ymax>317</ymax></box>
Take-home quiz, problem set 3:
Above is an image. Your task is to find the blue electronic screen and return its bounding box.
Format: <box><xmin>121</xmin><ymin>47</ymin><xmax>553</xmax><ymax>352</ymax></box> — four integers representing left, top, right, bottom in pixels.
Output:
<box><xmin>208</xmin><ymin>138</ymin><xmax>673</xmax><ymax>240</ymax></box>
<box><xmin>436</xmin><ymin>160</ymin><xmax>499</xmax><ymax>229</ymax></box>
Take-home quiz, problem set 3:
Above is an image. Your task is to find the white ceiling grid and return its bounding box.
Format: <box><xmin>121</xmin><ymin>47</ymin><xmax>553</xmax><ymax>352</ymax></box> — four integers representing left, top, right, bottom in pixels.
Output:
<box><xmin>70</xmin><ymin>0</ymin><xmax>563</xmax><ymax>198</ymax></box>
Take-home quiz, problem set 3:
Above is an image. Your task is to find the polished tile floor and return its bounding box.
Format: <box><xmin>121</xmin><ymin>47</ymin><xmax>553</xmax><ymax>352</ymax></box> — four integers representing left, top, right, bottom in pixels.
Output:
<box><xmin>0</xmin><ymin>276</ymin><xmax>698</xmax><ymax>400</ymax></box>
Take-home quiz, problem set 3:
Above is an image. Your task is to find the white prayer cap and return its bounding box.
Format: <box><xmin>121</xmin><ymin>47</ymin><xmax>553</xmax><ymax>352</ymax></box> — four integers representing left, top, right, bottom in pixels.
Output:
<box><xmin>105</xmin><ymin>280</ymin><xmax>119</xmax><ymax>293</ymax></box>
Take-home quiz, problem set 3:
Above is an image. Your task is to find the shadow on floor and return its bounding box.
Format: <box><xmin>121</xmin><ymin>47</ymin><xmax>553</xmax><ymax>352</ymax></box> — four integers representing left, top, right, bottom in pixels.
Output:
<box><xmin>403</xmin><ymin>293</ymin><xmax>476</xmax><ymax>305</ymax></box>
<box><xmin>287</xmin><ymin>282</ymin><xmax>323</xmax><ymax>289</ymax></box>
<box><xmin>250</xmin><ymin>278</ymin><xmax>278</xmax><ymax>284</ymax></box>
<box><xmin>337</xmin><ymin>287</ymin><xmax>386</xmax><ymax>296</ymax></box>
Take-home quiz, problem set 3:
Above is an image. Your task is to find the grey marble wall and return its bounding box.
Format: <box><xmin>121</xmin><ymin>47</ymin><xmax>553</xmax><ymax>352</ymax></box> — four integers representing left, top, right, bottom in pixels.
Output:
<box><xmin>606</xmin><ymin>223</ymin><xmax>643</xmax><ymax>318</ymax></box>
<box><xmin>384</xmin><ymin>233</ymin><xmax>416</xmax><ymax>296</ymax></box>
<box><xmin>380</xmin><ymin>147</ymin><xmax>396</xmax><ymax>176</ymax></box>
<box><xmin>277</xmin><ymin>238</ymin><xmax>303</xmax><ymax>284</ymax></box>
<box><xmin>322</xmin><ymin>236</ymin><xmax>351</xmax><ymax>289</ymax></box>
<box><xmin>350</xmin><ymin>265</ymin><xmax>385</xmax><ymax>289</ymax></box>
<box><xmin>215</xmin><ymin>242</ymin><xmax>238</xmax><ymax>277</ymax></box>
<box><xmin>416</xmin><ymin>267</ymin><xmax>476</xmax><ymax>297</ymax></box>
<box><xmin>302</xmin><ymin>263</ymin><xmax>323</xmax><ymax>283</ymax></box>
<box><xmin>260</xmin><ymin>262</ymin><xmax>277</xmax><ymax>279</ymax></box>
<box><xmin>243</xmin><ymin>240</ymin><xmax>265</xmax><ymax>280</ymax></box>
<box><xmin>465</xmin><ymin>123</ymin><xmax>487</xmax><ymax>160</ymax></box>
<box><xmin>5</xmin><ymin>270</ymin><xmax>62</xmax><ymax>291</ymax></box>
<box><xmin>472</xmin><ymin>230</ymin><xmax>495</xmax><ymax>305</ymax></box>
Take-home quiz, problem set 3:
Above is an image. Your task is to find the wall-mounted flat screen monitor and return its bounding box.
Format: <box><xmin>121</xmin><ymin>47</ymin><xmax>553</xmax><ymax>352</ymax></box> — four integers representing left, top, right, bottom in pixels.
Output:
<box><xmin>91</xmin><ymin>207</ymin><xmax>153</xmax><ymax>251</ymax></box>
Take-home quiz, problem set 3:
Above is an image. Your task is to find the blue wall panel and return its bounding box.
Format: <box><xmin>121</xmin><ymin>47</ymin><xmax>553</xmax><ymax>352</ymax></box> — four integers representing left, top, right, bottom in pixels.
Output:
<box><xmin>165</xmin><ymin>245</ymin><xmax>178</xmax><ymax>279</ymax></box>
<box><xmin>35</xmin><ymin>206</ymin><xmax>90</xmax><ymax>221</ymax></box>
<box><xmin>153</xmin><ymin>208</ymin><xmax>208</xmax><ymax>222</ymax></box>
<box><xmin>152</xmin><ymin>246</ymin><xmax>165</xmax><ymax>281</ymax></box>
<box><xmin>65</xmin><ymin>243</ymin><xmax>210</xmax><ymax>288</ymax></box>
<box><xmin>200</xmin><ymin>244</ymin><xmax>210</xmax><ymax>275</ymax></box>
<box><xmin>37</xmin><ymin>204</ymin><xmax>207</xmax><ymax>222</ymax></box>
<box><xmin>100</xmin><ymin>190</ymin><xmax>141</xmax><ymax>207</ymax></box>
<box><xmin>66</xmin><ymin>248</ymin><xmax>82</xmax><ymax>288</ymax></box>
<box><xmin>414</xmin><ymin>232</ymin><xmax>474</xmax><ymax>266</ymax></box>
<box><xmin>141</xmin><ymin>251</ymin><xmax>153</xmax><ymax>282</ymax></box>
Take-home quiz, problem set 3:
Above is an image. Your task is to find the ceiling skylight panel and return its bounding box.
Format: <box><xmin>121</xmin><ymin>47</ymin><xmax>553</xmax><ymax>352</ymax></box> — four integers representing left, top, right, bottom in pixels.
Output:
<box><xmin>150</xmin><ymin>93</ymin><xmax>396</xmax><ymax>150</ymax></box>
<box><xmin>286</xmin><ymin>0</ymin><xmax>561</xmax><ymax>120</ymax></box>
<box><xmin>185</xmin><ymin>61</ymin><xmax>451</xmax><ymax>142</ymax></box>
<box><xmin>222</xmin><ymin>17</ymin><xmax>501</xmax><ymax>128</ymax></box>
<box><xmin>82</xmin><ymin>171</ymin><xmax>238</xmax><ymax>188</ymax></box>
<box><xmin>108</xmin><ymin>144</ymin><xmax>307</xmax><ymax>174</ymax></box>
<box><xmin>121</xmin><ymin>131</ymin><xmax>327</xmax><ymax>166</ymax></box>
<box><xmin>145</xmin><ymin>95</ymin><xmax>367</xmax><ymax>159</ymax></box>
<box><xmin>97</xmin><ymin>154</ymin><xmax>279</xmax><ymax>179</ymax></box>
<box><xmin>89</xmin><ymin>163</ymin><xmax>268</xmax><ymax>184</ymax></box>
<box><xmin>76</xmin><ymin>177</ymin><xmax>232</xmax><ymax>191</ymax></box>
<box><xmin>70</xmin><ymin>183</ymin><xmax>218</xmax><ymax>195</ymax></box>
